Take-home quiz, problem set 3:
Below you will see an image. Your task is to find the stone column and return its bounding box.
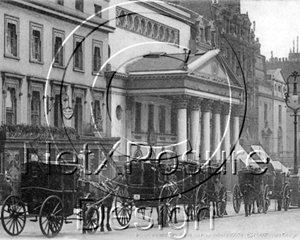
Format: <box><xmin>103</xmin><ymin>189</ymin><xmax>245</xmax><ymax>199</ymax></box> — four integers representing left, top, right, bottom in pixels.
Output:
<box><xmin>231</xmin><ymin>104</ymin><xmax>243</xmax><ymax>148</ymax></box>
<box><xmin>222</xmin><ymin>103</ymin><xmax>231</xmax><ymax>191</ymax></box>
<box><xmin>190</xmin><ymin>98</ymin><xmax>201</xmax><ymax>156</ymax></box>
<box><xmin>126</xmin><ymin>96</ymin><xmax>134</xmax><ymax>141</ymax></box>
<box><xmin>176</xmin><ymin>96</ymin><xmax>189</xmax><ymax>157</ymax></box>
<box><xmin>212</xmin><ymin>101</ymin><xmax>222</xmax><ymax>163</ymax></box>
<box><xmin>201</xmin><ymin>99</ymin><xmax>213</xmax><ymax>161</ymax></box>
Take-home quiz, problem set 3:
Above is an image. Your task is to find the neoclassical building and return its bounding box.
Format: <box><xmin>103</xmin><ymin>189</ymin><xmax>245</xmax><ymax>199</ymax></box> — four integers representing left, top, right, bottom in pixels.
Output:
<box><xmin>107</xmin><ymin>0</ymin><xmax>245</xmax><ymax>190</ymax></box>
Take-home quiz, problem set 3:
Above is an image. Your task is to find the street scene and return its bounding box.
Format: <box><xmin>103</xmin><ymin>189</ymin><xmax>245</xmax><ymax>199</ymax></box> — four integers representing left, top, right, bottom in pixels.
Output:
<box><xmin>1</xmin><ymin>0</ymin><xmax>300</xmax><ymax>239</ymax></box>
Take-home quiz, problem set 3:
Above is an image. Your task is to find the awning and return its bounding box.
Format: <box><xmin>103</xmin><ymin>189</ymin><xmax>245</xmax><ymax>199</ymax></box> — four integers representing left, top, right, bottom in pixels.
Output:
<box><xmin>235</xmin><ymin>144</ymin><xmax>261</xmax><ymax>169</ymax></box>
<box><xmin>271</xmin><ymin>161</ymin><xmax>289</xmax><ymax>173</ymax></box>
<box><xmin>251</xmin><ymin>145</ymin><xmax>289</xmax><ymax>173</ymax></box>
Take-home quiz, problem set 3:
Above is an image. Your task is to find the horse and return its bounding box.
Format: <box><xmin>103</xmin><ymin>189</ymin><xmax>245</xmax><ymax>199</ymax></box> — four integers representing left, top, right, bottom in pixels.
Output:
<box><xmin>240</xmin><ymin>183</ymin><xmax>255</xmax><ymax>217</ymax></box>
<box><xmin>78</xmin><ymin>173</ymin><xmax>126</xmax><ymax>232</ymax></box>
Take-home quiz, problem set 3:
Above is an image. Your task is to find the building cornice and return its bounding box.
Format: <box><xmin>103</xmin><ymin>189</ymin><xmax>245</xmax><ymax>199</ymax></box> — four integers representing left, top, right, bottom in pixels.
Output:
<box><xmin>134</xmin><ymin>1</ymin><xmax>195</xmax><ymax>26</ymax></box>
<box><xmin>105</xmin><ymin>71</ymin><xmax>128</xmax><ymax>80</ymax></box>
<box><xmin>7</xmin><ymin>0</ymin><xmax>115</xmax><ymax>33</ymax></box>
<box><xmin>128</xmin><ymin>71</ymin><xmax>187</xmax><ymax>80</ymax></box>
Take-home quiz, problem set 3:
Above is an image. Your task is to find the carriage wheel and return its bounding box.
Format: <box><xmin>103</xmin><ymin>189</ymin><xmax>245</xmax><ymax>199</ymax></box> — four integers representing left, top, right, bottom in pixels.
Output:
<box><xmin>283</xmin><ymin>184</ymin><xmax>290</xmax><ymax>211</ymax></box>
<box><xmin>158</xmin><ymin>184</ymin><xmax>178</xmax><ymax>227</ymax></box>
<box><xmin>217</xmin><ymin>186</ymin><xmax>227</xmax><ymax>217</ymax></box>
<box><xmin>195</xmin><ymin>185</ymin><xmax>207</xmax><ymax>221</ymax></box>
<box><xmin>263</xmin><ymin>185</ymin><xmax>270</xmax><ymax>214</ymax></box>
<box><xmin>39</xmin><ymin>195</ymin><xmax>64</xmax><ymax>238</ymax></box>
<box><xmin>84</xmin><ymin>206</ymin><xmax>99</xmax><ymax>234</ymax></box>
<box><xmin>1</xmin><ymin>195</ymin><xmax>26</xmax><ymax>236</ymax></box>
<box><xmin>232</xmin><ymin>184</ymin><xmax>242</xmax><ymax>213</ymax></box>
<box><xmin>114</xmin><ymin>187</ymin><xmax>132</xmax><ymax>226</ymax></box>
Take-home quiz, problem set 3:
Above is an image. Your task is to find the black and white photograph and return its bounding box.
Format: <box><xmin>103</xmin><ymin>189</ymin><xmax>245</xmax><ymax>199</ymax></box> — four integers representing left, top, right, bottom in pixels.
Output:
<box><xmin>0</xmin><ymin>0</ymin><xmax>299</xmax><ymax>239</ymax></box>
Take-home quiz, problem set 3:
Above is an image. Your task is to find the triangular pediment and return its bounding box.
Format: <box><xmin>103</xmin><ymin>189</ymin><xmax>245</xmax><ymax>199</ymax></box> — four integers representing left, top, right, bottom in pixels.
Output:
<box><xmin>189</xmin><ymin>58</ymin><xmax>230</xmax><ymax>85</ymax></box>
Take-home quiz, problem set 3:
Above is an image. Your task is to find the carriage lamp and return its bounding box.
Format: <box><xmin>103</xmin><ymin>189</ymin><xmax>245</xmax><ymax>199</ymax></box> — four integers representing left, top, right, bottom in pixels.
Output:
<box><xmin>284</xmin><ymin>71</ymin><xmax>300</xmax><ymax>175</ymax></box>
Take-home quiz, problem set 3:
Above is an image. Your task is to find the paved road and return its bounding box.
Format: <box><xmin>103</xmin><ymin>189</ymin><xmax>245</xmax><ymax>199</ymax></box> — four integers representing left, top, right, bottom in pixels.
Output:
<box><xmin>0</xmin><ymin>200</ymin><xmax>299</xmax><ymax>240</ymax></box>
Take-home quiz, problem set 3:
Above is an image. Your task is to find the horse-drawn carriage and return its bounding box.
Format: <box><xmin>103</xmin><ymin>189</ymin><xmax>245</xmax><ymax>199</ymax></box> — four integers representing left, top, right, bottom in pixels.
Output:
<box><xmin>233</xmin><ymin>168</ymin><xmax>266</xmax><ymax>216</ymax></box>
<box><xmin>1</xmin><ymin>160</ymin><xmax>87</xmax><ymax>237</ymax></box>
<box><xmin>114</xmin><ymin>148</ymin><xmax>227</xmax><ymax>226</ymax></box>
<box><xmin>233</xmin><ymin>167</ymin><xmax>290</xmax><ymax>216</ymax></box>
<box><xmin>171</xmin><ymin>161</ymin><xmax>227</xmax><ymax>220</ymax></box>
<box><xmin>114</xmin><ymin>156</ymin><xmax>180</xmax><ymax>227</ymax></box>
<box><xmin>263</xmin><ymin>169</ymin><xmax>290</xmax><ymax>211</ymax></box>
<box><xmin>1</xmin><ymin>149</ymin><xmax>123</xmax><ymax>237</ymax></box>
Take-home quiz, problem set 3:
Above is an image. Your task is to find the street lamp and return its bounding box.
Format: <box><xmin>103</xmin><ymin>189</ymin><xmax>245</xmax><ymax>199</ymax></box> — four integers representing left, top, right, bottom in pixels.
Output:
<box><xmin>284</xmin><ymin>71</ymin><xmax>300</xmax><ymax>175</ymax></box>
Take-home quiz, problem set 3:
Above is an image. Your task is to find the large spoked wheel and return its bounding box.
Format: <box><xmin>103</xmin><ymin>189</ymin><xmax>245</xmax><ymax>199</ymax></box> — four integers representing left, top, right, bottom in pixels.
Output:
<box><xmin>158</xmin><ymin>184</ymin><xmax>178</xmax><ymax>227</ymax></box>
<box><xmin>1</xmin><ymin>195</ymin><xmax>26</xmax><ymax>236</ymax></box>
<box><xmin>195</xmin><ymin>185</ymin><xmax>207</xmax><ymax>221</ymax></box>
<box><xmin>283</xmin><ymin>184</ymin><xmax>290</xmax><ymax>211</ymax></box>
<box><xmin>232</xmin><ymin>184</ymin><xmax>242</xmax><ymax>213</ymax></box>
<box><xmin>39</xmin><ymin>195</ymin><xmax>64</xmax><ymax>238</ymax></box>
<box><xmin>114</xmin><ymin>187</ymin><xmax>132</xmax><ymax>227</ymax></box>
<box><xmin>263</xmin><ymin>185</ymin><xmax>270</xmax><ymax>214</ymax></box>
<box><xmin>84</xmin><ymin>206</ymin><xmax>99</xmax><ymax>234</ymax></box>
<box><xmin>217</xmin><ymin>186</ymin><xmax>227</xmax><ymax>217</ymax></box>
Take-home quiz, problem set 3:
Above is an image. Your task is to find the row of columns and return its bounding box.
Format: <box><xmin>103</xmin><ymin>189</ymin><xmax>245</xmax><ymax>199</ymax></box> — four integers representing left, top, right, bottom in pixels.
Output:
<box><xmin>175</xmin><ymin>96</ymin><xmax>243</xmax><ymax>163</ymax></box>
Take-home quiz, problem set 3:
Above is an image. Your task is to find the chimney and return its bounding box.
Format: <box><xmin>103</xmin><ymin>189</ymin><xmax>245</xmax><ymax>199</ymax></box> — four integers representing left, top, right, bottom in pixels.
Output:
<box><xmin>297</xmin><ymin>36</ymin><xmax>299</xmax><ymax>54</ymax></box>
<box><xmin>293</xmin><ymin>40</ymin><xmax>295</xmax><ymax>53</ymax></box>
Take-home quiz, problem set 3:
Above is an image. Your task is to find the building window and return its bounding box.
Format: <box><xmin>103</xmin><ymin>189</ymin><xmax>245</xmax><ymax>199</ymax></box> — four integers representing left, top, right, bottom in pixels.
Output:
<box><xmin>92</xmin><ymin>40</ymin><xmax>102</xmax><ymax>74</ymax></box>
<box><xmin>199</xmin><ymin>28</ymin><xmax>204</xmax><ymax>42</ymax></box>
<box><xmin>5</xmin><ymin>15</ymin><xmax>19</xmax><ymax>58</ymax></box>
<box><xmin>75</xmin><ymin>0</ymin><xmax>83</xmax><ymax>12</ymax></box>
<box><xmin>205</xmin><ymin>26</ymin><xmax>211</xmax><ymax>43</ymax></box>
<box><xmin>6</xmin><ymin>88</ymin><xmax>17</xmax><ymax>125</ymax></box>
<box><xmin>171</xmin><ymin>106</ymin><xmax>177</xmax><ymax>134</ymax></box>
<box><xmin>93</xmin><ymin>99</ymin><xmax>103</xmax><ymax>131</ymax></box>
<box><xmin>31</xmin><ymin>91</ymin><xmax>41</xmax><ymax>126</ymax></box>
<box><xmin>54</xmin><ymin>94</ymin><xmax>62</xmax><ymax>128</ymax></box>
<box><xmin>53</xmin><ymin>29</ymin><xmax>64</xmax><ymax>67</ymax></box>
<box><xmin>148</xmin><ymin>104</ymin><xmax>154</xmax><ymax>131</ymax></box>
<box><xmin>74</xmin><ymin>97</ymin><xmax>83</xmax><ymax>134</ymax></box>
<box><xmin>264</xmin><ymin>103</ymin><xmax>268</xmax><ymax>127</ymax></box>
<box><xmin>135</xmin><ymin>102</ymin><xmax>141</xmax><ymax>132</ymax></box>
<box><xmin>279</xmin><ymin>105</ymin><xmax>282</xmax><ymax>125</ymax></box>
<box><xmin>94</xmin><ymin>4</ymin><xmax>102</xmax><ymax>18</ymax></box>
<box><xmin>30</xmin><ymin>23</ymin><xmax>43</xmax><ymax>63</ymax></box>
<box><xmin>159</xmin><ymin>106</ymin><xmax>166</xmax><ymax>134</ymax></box>
<box><xmin>57</xmin><ymin>0</ymin><xmax>64</xmax><ymax>5</ymax></box>
<box><xmin>74</xmin><ymin>36</ymin><xmax>84</xmax><ymax>71</ymax></box>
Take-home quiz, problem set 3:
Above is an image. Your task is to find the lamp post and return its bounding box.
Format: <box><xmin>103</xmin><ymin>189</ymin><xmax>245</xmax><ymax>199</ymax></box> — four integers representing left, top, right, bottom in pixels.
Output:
<box><xmin>284</xmin><ymin>71</ymin><xmax>300</xmax><ymax>175</ymax></box>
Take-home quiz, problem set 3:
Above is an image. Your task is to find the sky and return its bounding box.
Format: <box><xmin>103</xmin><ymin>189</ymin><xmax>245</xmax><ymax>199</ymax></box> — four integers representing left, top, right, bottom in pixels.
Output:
<box><xmin>241</xmin><ymin>0</ymin><xmax>300</xmax><ymax>60</ymax></box>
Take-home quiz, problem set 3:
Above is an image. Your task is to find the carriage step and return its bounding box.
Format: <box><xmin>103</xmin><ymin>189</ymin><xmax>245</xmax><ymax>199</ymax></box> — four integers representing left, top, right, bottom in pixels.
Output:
<box><xmin>65</xmin><ymin>220</ymin><xmax>73</xmax><ymax>224</ymax></box>
<box><xmin>30</xmin><ymin>219</ymin><xmax>38</xmax><ymax>222</ymax></box>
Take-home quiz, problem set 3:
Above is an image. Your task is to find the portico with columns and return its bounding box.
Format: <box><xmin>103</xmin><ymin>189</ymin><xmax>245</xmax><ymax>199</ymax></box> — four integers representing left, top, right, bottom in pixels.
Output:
<box><xmin>108</xmin><ymin>49</ymin><xmax>245</xmax><ymax>191</ymax></box>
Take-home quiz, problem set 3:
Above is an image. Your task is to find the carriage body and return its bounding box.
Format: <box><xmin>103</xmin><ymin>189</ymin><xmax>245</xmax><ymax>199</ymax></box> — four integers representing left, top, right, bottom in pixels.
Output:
<box><xmin>125</xmin><ymin>160</ymin><xmax>163</xmax><ymax>208</ymax></box>
<box><xmin>0</xmin><ymin>160</ymin><xmax>90</xmax><ymax>238</ymax></box>
<box><xmin>233</xmin><ymin>168</ymin><xmax>267</xmax><ymax>215</ymax></box>
<box><xmin>21</xmin><ymin>161</ymin><xmax>79</xmax><ymax>217</ymax></box>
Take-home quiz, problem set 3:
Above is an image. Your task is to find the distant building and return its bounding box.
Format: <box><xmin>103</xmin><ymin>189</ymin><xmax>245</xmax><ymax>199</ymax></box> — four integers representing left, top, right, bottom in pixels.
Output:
<box><xmin>257</xmin><ymin>68</ymin><xmax>287</xmax><ymax>165</ymax></box>
<box><xmin>267</xmin><ymin>41</ymin><xmax>300</xmax><ymax>169</ymax></box>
